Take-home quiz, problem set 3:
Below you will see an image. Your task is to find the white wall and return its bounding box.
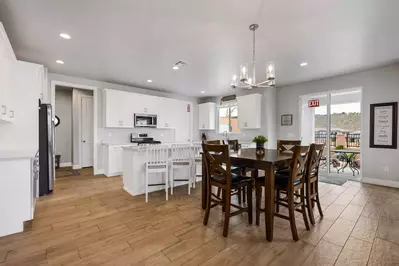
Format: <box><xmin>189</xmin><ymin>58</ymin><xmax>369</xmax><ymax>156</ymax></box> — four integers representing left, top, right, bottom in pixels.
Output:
<box><xmin>47</xmin><ymin>73</ymin><xmax>199</xmax><ymax>172</ymax></box>
<box><xmin>277</xmin><ymin>63</ymin><xmax>399</xmax><ymax>183</ymax></box>
<box><xmin>0</xmin><ymin>61</ymin><xmax>42</xmax><ymax>155</ymax></box>
<box><xmin>198</xmin><ymin>87</ymin><xmax>277</xmax><ymax>148</ymax></box>
<box><xmin>54</xmin><ymin>89</ymin><xmax>72</xmax><ymax>164</ymax></box>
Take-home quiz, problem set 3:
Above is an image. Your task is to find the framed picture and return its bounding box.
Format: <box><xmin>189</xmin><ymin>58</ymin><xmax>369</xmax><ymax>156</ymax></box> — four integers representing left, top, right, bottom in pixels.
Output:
<box><xmin>281</xmin><ymin>114</ymin><xmax>293</xmax><ymax>126</ymax></box>
<box><xmin>370</xmin><ymin>102</ymin><xmax>398</xmax><ymax>149</ymax></box>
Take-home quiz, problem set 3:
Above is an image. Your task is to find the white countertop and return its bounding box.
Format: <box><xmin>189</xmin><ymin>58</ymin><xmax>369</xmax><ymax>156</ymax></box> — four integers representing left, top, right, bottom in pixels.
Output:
<box><xmin>101</xmin><ymin>142</ymin><xmax>138</xmax><ymax>147</ymax></box>
<box><xmin>0</xmin><ymin>149</ymin><xmax>37</xmax><ymax>160</ymax></box>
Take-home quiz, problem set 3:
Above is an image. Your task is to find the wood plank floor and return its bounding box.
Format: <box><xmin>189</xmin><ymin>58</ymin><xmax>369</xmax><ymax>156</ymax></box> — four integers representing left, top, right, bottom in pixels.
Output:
<box><xmin>1</xmin><ymin>168</ymin><xmax>399</xmax><ymax>265</ymax></box>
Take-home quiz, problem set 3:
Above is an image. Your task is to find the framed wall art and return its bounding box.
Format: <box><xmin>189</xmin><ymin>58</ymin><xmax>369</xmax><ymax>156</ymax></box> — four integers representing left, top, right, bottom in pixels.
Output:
<box><xmin>370</xmin><ymin>102</ymin><xmax>398</xmax><ymax>149</ymax></box>
<box><xmin>281</xmin><ymin>114</ymin><xmax>293</xmax><ymax>126</ymax></box>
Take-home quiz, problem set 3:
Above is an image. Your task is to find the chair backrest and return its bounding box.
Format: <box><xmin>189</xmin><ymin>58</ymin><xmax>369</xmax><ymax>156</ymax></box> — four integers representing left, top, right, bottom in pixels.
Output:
<box><xmin>288</xmin><ymin>145</ymin><xmax>310</xmax><ymax>190</ymax></box>
<box><xmin>140</xmin><ymin>145</ymin><xmax>169</xmax><ymax>165</ymax></box>
<box><xmin>171</xmin><ymin>144</ymin><xmax>193</xmax><ymax>162</ymax></box>
<box><xmin>193</xmin><ymin>142</ymin><xmax>202</xmax><ymax>159</ymax></box>
<box><xmin>204</xmin><ymin>140</ymin><xmax>224</xmax><ymax>145</ymax></box>
<box><xmin>277</xmin><ymin>140</ymin><xmax>302</xmax><ymax>153</ymax></box>
<box><xmin>202</xmin><ymin>143</ymin><xmax>232</xmax><ymax>187</ymax></box>
<box><xmin>305</xmin><ymin>143</ymin><xmax>325</xmax><ymax>180</ymax></box>
<box><xmin>227</xmin><ymin>139</ymin><xmax>240</xmax><ymax>151</ymax></box>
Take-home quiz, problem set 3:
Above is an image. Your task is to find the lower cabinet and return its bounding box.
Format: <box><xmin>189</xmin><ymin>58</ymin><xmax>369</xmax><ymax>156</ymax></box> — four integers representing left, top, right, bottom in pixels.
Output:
<box><xmin>103</xmin><ymin>145</ymin><xmax>132</xmax><ymax>177</ymax></box>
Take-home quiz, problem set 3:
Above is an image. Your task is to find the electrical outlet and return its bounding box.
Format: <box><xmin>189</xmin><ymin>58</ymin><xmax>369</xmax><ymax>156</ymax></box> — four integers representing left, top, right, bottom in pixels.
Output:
<box><xmin>383</xmin><ymin>166</ymin><xmax>389</xmax><ymax>173</ymax></box>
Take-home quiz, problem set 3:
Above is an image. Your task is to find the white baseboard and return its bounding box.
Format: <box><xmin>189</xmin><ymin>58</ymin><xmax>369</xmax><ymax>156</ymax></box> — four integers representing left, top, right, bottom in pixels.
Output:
<box><xmin>362</xmin><ymin>177</ymin><xmax>399</xmax><ymax>188</ymax></box>
<box><xmin>59</xmin><ymin>162</ymin><xmax>72</xmax><ymax>167</ymax></box>
<box><xmin>123</xmin><ymin>186</ymin><xmax>136</xmax><ymax>196</ymax></box>
<box><xmin>72</xmin><ymin>165</ymin><xmax>81</xmax><ymax>170</ymax></box>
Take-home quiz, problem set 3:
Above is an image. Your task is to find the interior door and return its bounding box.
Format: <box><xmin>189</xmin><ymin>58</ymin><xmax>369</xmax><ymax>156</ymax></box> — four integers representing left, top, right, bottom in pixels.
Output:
<box><xmin>81</xmin><ymin>96</ymin><xmax>93</xmax><ymax>168</ymax></box>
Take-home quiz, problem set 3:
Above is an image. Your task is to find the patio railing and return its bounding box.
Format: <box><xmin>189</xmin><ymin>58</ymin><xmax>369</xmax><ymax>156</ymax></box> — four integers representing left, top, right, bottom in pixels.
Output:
<box><xmin>315</xmin><ymin>133</ymin><xmax>337</xmax><ymax>146</ymax></box>
<box><xmin>346</xmin><ymin>133</ymin><xmax>361</xmax><ymax>148</ymax></box>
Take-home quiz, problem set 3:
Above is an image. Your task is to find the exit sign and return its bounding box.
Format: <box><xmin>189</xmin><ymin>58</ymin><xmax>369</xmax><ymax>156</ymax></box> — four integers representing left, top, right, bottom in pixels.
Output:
<box><xmin>308</xmin><ymin>99</ymin><xmax>320</xmax><ymax>108</ymax></box>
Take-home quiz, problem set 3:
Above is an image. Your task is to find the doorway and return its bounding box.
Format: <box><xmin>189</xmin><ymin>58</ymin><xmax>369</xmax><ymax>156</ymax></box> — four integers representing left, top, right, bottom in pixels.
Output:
<box><xmin>54</xmin><ymin>85</ymin><xmax>94</xmax><ymax>177</ymax></box>
<box><xmin>300</xmin><ymin>88</ymin><xmax>362</xmax><ymax>181</ymax></box>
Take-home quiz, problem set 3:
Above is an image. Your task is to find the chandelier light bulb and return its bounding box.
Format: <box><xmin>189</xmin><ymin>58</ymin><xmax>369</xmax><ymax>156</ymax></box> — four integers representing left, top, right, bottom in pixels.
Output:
<box><xmin>266</xmin><ymin>61</ymin><xmax>275</xmax><ymax>80</ymax></box>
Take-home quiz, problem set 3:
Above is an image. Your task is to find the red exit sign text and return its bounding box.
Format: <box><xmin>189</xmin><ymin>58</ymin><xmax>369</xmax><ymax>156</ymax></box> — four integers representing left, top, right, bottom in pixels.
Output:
<box><xmin>308</xmin><ymin>99</ymin><xmax>320</xmax><ymax>108</ymax></box>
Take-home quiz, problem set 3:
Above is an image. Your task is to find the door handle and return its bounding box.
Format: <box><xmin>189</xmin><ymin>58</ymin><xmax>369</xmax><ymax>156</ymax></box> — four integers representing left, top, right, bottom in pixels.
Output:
<box><xmin>1</xmin><ymin>105</ymin><xmax>6</xmax><ymax>115</ymax></box>
<box><xmin>82</xmin><ymin>140</ymin><xmax>86</xmax><ymax>143</ymax></box>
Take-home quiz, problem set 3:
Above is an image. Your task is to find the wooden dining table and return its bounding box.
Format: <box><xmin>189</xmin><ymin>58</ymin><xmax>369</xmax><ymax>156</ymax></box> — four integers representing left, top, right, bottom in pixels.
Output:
<box><xmin>201</xmin><ymin>148</ymin><xmax>293</xmax><ymax>242</ymax></box>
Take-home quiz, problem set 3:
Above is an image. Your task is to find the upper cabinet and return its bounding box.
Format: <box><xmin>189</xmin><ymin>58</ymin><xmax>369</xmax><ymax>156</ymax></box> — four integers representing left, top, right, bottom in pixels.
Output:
<box><xmin>198</xmin><ymin>102</ymin><xmax>216</xmax><ymax>130</ymax></box>
<box><xmin>0</xmin><ymin>22</ymin><xmax>17</xmax><ymax>124</ymax></box>
<box><xmin>237</xmin><ymin>94</ymin><xmax>262</xmax><ymax>129</ymax></box>
<box><xmin>104</xmin><ymin>89</ymin><xmax>133</xmax><ymax>128</ymax></box>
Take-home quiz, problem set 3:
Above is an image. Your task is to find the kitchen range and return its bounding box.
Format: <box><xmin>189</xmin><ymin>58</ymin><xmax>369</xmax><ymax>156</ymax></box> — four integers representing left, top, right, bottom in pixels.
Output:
<box><xmin>130</xmin><ymin>133</ymin><xmax>161</xmax><ymax>145</ymax></box>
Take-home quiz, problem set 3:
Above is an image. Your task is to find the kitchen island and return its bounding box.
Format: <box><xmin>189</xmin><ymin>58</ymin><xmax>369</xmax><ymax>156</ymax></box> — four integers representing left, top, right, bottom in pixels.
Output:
<box><xmin>122</xmin><ymin>144</ymin><xmax>193</xmax><ymax>197</ymax></box>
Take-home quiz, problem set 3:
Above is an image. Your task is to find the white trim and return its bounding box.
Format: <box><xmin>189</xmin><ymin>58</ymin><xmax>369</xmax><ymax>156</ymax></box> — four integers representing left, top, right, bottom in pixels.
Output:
<box><xmin>51</xmin><ymin>80</ymin><xmax>98</xmax><ymax>175</ymax></box>
<box><xmin>362</xmin><ymin>177</ymin><xmax>399</xmax><ymax>188</ymax></box>
<box><xmin>72</xmin><ymin>164</ymin><xmax>81</xmax><ymax>170</ymax></box>
<box><xmin>59</xmin><ymin>162</ymin><xmax>72</xmax><ymax>167</ymax></box>
<box><xmin>123</xmin><ymin>186</ymin><xmax>135</xmax><ymax>196</ymax></box>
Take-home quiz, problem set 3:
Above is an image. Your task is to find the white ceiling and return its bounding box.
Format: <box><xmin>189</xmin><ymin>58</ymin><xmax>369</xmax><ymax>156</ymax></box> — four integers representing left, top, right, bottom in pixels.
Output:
<box><xmin>1</xmin><ymin>0</ymin><xmax>399</xmax><ymax>97</ymax></box>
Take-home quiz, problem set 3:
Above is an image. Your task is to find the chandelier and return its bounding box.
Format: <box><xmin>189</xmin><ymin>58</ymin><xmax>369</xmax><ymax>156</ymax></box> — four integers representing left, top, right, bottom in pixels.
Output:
<box><xmin>231</xmin><ymin>24</ymin><xmax>275</xmax><ymax>89</ymax></box>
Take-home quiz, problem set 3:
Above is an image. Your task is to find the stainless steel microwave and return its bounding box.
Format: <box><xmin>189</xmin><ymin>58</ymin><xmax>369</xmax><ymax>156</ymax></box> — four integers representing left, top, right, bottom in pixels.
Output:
<box><xmin>134</xmin><ymin>113</ymin><xmax>157</xmax><ymax>128</ymax></box>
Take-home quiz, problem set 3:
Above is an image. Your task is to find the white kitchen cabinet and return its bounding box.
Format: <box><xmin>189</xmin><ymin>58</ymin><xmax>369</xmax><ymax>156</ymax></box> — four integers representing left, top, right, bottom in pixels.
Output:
<box><xmin>104</xmin><ymin>89</ymin><xmax>133</xmax><ymax>128</ymax></box>
<box><xmin>0</xmin><ymin>22</ymin><xmax>16</xmax><ymax>124</ymax></box>
<box><xmin>103</xmin><ymin>145</ymin><xmax>130</xmax><ymax>177</ymax></box>
<box><xmin>198</xmin><ymin>102</ymin><xmax>216</xmax><ymax>130</ymax></box>
<box><xmin>237</xmin><ymin>93</ymin><xmax>262</xmax><ymax>129</ymax></box>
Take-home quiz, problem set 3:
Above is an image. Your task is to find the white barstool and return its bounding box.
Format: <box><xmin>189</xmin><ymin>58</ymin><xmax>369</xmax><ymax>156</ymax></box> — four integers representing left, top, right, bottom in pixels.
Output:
<box><xmin>192</xmin><ymin>142</ymin><xmax>203</xmax><ymax>188</ymax></box>
<box><xmin>170</xmin><ymin>144</ymin><xmax>194</xmax><ymax>195</ymax></box>
<box><xmin>143</xmin><ymin>145</ymin><xmax>169</xmax><ymax>203</ymax></box>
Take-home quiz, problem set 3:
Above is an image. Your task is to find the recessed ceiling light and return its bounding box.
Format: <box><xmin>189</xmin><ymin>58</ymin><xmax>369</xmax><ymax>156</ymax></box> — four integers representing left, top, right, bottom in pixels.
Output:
<box><xmin>56</xmin><ymin>60</ymin><xmax>64</xmax><ymax>64</ymax></box>
<box><xmin>60</xmin><ymin>33</ymin><xmax>71</xmax><ymax>39</ymax></box>
<box><xmin>147</xmin><ymin>79</ymin><xmax>152</xmax><ymax>83</ymax></box>
<box><xmin>173</xmin><ymin>66</ymin><xmax>179</xmax><ymax>70</ymax></box>
<box><xmin>200</xmin><ymin>91</ymin><xmax>205</xmax><ymax>94</ymax></box>
<box><xmin>300</xmin><ymin>62</ymin><xmax>308</xmax><ymax>67</ymax></box>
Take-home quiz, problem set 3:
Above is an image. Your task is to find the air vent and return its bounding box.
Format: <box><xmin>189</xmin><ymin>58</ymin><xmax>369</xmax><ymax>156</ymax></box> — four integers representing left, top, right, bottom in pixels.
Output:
<box><xmin>173</xmin><ymin>60</ymin><xmax>189</xmax><ymax>69</ymax></box>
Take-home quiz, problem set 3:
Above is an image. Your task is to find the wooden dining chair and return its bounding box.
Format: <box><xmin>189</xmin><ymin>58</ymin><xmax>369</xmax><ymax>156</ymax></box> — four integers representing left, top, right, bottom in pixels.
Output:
<box><xmin>277</xmin><ymin>140</ymin><xmax>302</xmax><ymax>153</ymax></box>
<box><xmin>255</xmin><ymin>145</ymin><xmax>310</xmax><ymax>241</ymax></box>
<box><xmin>202</xmin><ymin>143</ymin><xmax>253</xmax><ymax>237</ymax></box>
<box><xmin>204</xmin><ymin>139</ymin><xmax>247</xmax><ymax>204</ymax></box>
<box><xmin>304</xmin><ymin>143</ymin><xmax>325</xmax><ymax>225</ymax></box>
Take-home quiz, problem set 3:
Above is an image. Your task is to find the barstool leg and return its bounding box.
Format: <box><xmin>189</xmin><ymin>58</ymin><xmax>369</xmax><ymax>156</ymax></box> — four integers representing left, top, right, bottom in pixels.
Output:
<box><xmin>171</xmin><ymin>168</ymin><xmax>174</xmax><ymax>195</ymax></box>
<box><xmin>145</xmin><ymin>169</ymin><xmax>149</xmax><ymax>203</ymax></box>
<box><xmin>165</xmin><ymin>169</ymin><xmax>169</xmax><ymax>201</ymax></box>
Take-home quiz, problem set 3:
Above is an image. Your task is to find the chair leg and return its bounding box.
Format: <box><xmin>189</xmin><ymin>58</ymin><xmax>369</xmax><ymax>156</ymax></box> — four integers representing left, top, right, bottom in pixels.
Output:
<box><xmin>242</xmin><ymin>186</ymin><xmax>246</xmax><ymax>203</ymax></box>
<box><xmin>222</xmin><ymin>190</ymin><xmax>226</xmax><ymax>212</ymax></box>
<box><xmin>288</xmin><ymin>192</ymin><xmax>299</xmax><ymax>241</ymax></box>
<box><xmin>255</xmin><ymin>184</ymin><xmax>261</xmax><ymax>226</ymax></box>
<box><xmin>171</xmin><ymin>168</ymin><xmax>174</xmax><ymax>195</ymax></box>
<box><xmin>311</xmin><ymin>183</ymin><xmax>315</xmax><ymax>208</ymax></box>
<box><xmin>165</xmin><ymin>170</ymin><xmax>169</xmax><ymax>201</ymax></box>
<box><xmin>145</xmin><ymin>169</ymin><xmax>149</xmax><ymax>203</ymax></box>
<box><xmin>301</xmin><ymin>187</ymin><xmax>310</xmax><ymax>230</ymax></box>
<box><xmin>306</xmin><ymin>183</ymin><xmax>315</xmax><ymax>225</ymax></box>
<box><xmin>276</xmin><ymin>189</ymin><xmax>280</xmax><ymax>213</ymax></box>
<box><xmin>203</xmin><ymin>183</ymin><xmax>211</xmax><ymax>226</ymax></box>
<box><xmin>188</xmin><ymin>167</ymin><xmax>191</xmax><ymax>195</ymax></box>
<box><xmin>217</xmin><ymin>188</ymin><xmax>221</xmax><ymax>198</ymax></box>
<box><xmin>223</xmin><ymin>189</ymin><xmax>231</xmax><ymax>237</ymax></box>
<box><xmin>315</xmin><ymin>181</ymin><xmax>324</xmax><ymax>219</ymax></box>
<box><xmin>247</xmin><ymin>183</ymin><xmax>253</xmax><ymax>225</ymax></box>
<box><xmin>192</xmin><ymin>164</ymin><xmax>196</xmax><ymax>189</ymax></box>
<box><xmin>237</xmin><ymin>188</ymin><xmax>242</xmax><ymax>204</ymax></box>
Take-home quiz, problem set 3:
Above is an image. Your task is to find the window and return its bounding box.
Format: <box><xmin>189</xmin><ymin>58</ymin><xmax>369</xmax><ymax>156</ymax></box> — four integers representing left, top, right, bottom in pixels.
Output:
<box><xmin>219</xmin><ymin>103</ymin><xmax>240</xmax><ymax>133</ymax></box>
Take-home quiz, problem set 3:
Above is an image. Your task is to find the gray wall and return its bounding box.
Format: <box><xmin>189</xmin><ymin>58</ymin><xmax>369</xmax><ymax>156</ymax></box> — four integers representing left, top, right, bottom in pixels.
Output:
<box><xmin>277</xmin><ymin>63</ymin><xmax>399</xmax><ymax>183</ymax></box>
<box><xmin>54</xmin><ymin>89</ymin><xmax>72</xmax><ymax>164</ymax></box>
<box><xmin>198</xmin><ymin>87</ymin><xmax>277</xmax><ymax>149</ymax></box>
<box><xmin>47</xmin><ymin>73</ymin><xmax>199</xmax><ymax>171</ymax></box>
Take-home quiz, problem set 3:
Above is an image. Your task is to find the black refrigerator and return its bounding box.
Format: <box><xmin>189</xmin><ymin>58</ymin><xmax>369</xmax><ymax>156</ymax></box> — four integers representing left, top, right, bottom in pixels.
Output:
<box><xmin>39</xmin><ymin>102</ymin><xmax>54</xmax><ymax>196</ymax></box>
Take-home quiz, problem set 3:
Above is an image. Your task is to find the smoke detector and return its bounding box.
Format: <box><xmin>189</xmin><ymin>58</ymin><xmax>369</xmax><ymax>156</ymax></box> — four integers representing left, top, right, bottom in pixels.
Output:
<box><xmin>172</xmin><ymin>60</ymin><xmax>189</xmax><ymax>70</ymax></box>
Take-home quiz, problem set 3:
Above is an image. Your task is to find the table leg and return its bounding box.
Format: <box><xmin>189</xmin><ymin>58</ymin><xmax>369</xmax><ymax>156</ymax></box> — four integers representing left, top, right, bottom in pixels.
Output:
<box><xmin>265</xmin><ymin>166</ymin><xmax>275</xmax><ymax>241</ymax></box>
<box><xmin>201</xmin><ymin>153</ymin><xmax>207</xmax><ymax>210</ymax></box>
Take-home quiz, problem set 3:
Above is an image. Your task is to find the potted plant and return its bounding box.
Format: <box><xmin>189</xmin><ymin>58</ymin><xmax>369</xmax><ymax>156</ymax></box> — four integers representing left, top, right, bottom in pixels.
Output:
<box><xmin>252</xmin><ymin>135</ymin><xmax>268</xmax><ymax>149</ymax></box>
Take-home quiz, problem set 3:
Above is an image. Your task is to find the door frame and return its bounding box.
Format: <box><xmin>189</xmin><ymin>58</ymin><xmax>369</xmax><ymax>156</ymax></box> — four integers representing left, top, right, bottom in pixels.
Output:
<box><xmin>80</xmin><ymin>95</ymin><xmax>94</xmax><ymax>168</ymax></box>
<box><xmin>298</xmin><ymin>87</ymin><xmax>363</xmax><ymax>180</ymax></box>
<box><xmin>50</xmin><ymin>80</ymin><xmax>99</xmax><ymax>175</ymax></box>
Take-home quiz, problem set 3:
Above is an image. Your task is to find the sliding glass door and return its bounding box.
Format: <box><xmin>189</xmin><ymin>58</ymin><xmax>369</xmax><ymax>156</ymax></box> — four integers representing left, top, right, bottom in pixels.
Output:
<box><xmin>300</xmin><ymin>88</ymin><xmax>362</xmax><ymax>180</ymax></box>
